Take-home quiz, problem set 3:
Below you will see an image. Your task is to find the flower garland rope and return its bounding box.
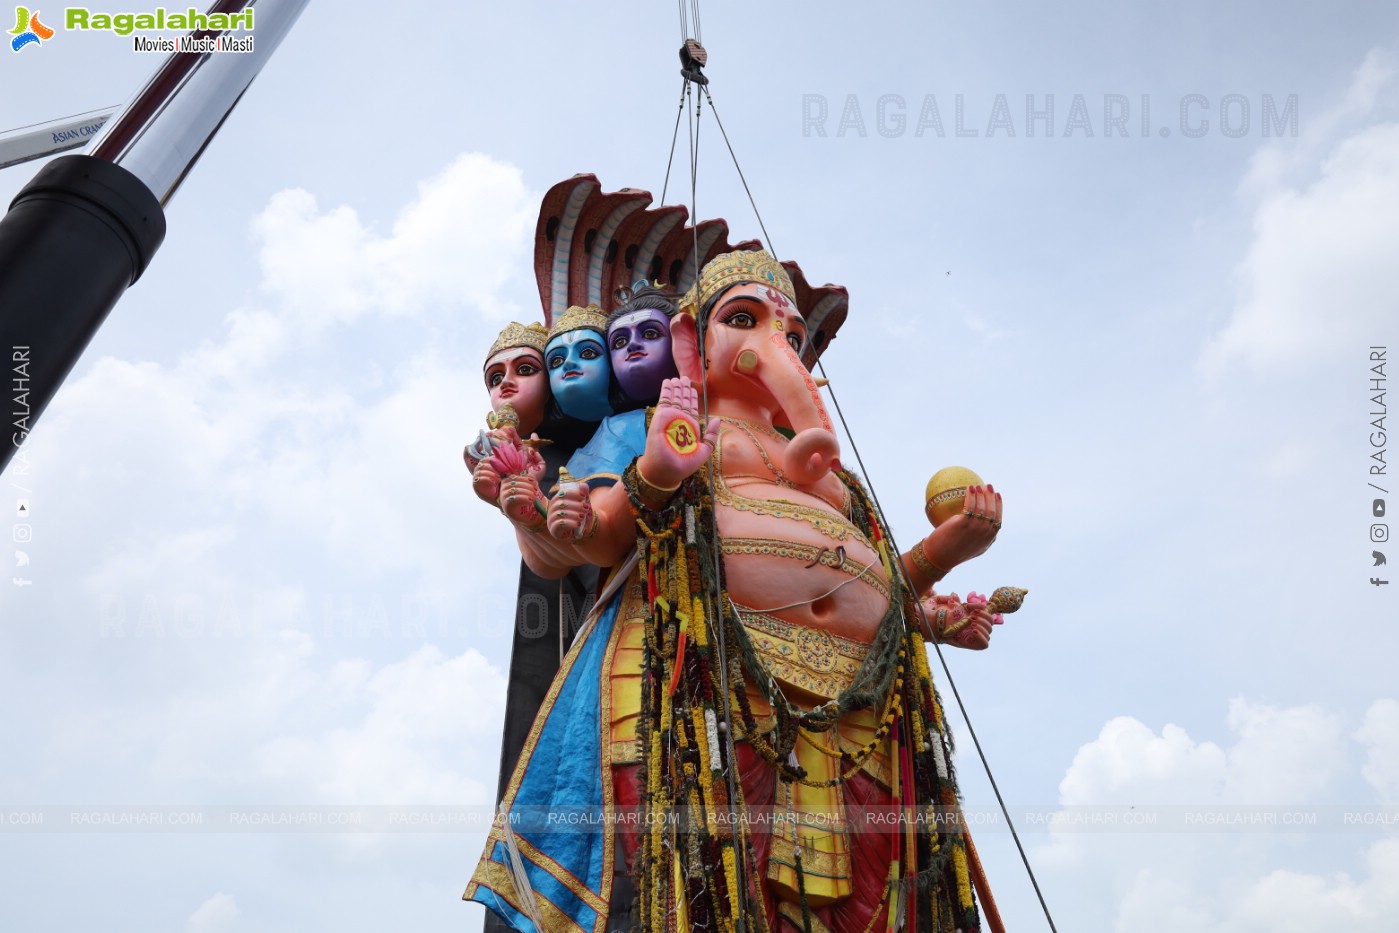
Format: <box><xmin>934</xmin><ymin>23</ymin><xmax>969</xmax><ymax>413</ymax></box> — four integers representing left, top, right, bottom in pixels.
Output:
<box><xmin>624</xmin><ymin>460</ymin><xmax>981</xmax><ymax>933</ymax></box>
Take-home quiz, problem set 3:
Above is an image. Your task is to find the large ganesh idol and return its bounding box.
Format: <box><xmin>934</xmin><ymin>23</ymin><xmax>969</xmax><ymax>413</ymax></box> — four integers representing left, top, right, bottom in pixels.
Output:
<box><xmin>467</xmin><ymin>251</ymin><xmax>1003</xmax><ymax>933</ymax></box>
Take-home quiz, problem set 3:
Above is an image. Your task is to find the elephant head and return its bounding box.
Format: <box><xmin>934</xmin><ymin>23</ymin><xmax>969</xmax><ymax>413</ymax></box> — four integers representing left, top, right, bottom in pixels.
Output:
<box><xmin>669</xmin><ymin>251</ymin><xmax>840</xmax><ymax>485</ymax></box>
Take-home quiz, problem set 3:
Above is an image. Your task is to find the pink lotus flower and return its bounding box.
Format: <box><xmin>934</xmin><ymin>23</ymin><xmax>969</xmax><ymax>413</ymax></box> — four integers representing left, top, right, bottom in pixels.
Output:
<box><xmin>489</xmin><ymin>441</ymin><xmax>531</xmax><ymax>476</ymax></box>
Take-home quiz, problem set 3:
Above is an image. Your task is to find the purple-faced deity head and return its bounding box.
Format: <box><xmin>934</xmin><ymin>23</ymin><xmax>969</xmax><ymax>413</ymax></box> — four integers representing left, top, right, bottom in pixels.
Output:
<box><xmin>545</xmin><ymin>305</ymin><xmax>613</xmax><ymax>422</ymax></box>
<box><xmin>606</xmin><ymin>283</ymin><xmax>679</xmax><ymax>404</ymax></box>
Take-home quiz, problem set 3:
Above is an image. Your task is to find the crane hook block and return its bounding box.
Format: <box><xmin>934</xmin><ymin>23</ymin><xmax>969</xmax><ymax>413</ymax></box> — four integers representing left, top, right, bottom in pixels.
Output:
<box><xmin>679</xmin><ymin>39</ymin><xmax>709</xmax><ymax>85</ymax></box>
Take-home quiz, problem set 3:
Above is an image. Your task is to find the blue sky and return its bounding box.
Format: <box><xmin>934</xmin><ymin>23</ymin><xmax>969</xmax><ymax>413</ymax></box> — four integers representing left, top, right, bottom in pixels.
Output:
<box><xmin>3</xmin><ymin>2</ymin><xmax>1398</xmax><ymax>931</ymax></box>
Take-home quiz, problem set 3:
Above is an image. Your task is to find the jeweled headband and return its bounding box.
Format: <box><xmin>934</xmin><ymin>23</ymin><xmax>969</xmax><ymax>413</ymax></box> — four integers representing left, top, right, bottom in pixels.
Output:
<box><xmin>546</xmin><ymin>304</ymin><xmax>609</xmax><ymax>342</ymax></box>
<box><xmin>483</xmin><ymin>321</ymin><xmax>548</xmax><ymax>369</ymax></box>
<box><xmin>679</xmin><ymin>249</ymin><xmax>796</xmax><ymax>317</ymax></box>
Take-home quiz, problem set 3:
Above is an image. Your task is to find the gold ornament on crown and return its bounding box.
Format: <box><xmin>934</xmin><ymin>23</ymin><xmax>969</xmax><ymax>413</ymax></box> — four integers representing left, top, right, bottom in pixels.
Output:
<box><xmin>483</xmin><ymin>322</ymin><xmax>548</xmax><ymax>368</ymax></box>
<box><xmin>679</xmin><ymin>249</ymin><xmax>797</xmax><ymax>317</ymax></box>
<box><xmin>547</xmin><ymin>304</ymin><xmax>608</xmax><ymax>342</ymax></box>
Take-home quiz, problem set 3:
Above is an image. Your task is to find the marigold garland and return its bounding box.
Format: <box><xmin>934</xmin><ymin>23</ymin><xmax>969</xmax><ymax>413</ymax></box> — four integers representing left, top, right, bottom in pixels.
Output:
<box><xmin>622</xmin><ymin>460</ymin><xmax>981</xmax><ymax>933</ymax></box>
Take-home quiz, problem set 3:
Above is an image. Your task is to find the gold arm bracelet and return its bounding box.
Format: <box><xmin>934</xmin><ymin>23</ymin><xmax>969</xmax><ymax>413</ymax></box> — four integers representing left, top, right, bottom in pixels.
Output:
<box><xmin>909</xmin><ymin>541</ymin><xmax>948</xmax><ymax>584</ymax></box>
<box><xmin>634</xmin><ymin>462</ymin><xmax>679</xmax><ymax>511</ymax></box>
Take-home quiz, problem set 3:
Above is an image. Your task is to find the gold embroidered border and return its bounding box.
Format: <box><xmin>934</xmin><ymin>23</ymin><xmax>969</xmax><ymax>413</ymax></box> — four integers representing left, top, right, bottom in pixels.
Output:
<box><xmin>467</xmin><ymin>569</ymin><xmax>628</xmax><ymax>933</ymax></box>
<box><xmin>740</xmin><ymin>694</ymin><xmax>893</xmax><ymax>789</ymax></box>
<box><xmin>769</xmin><ymin>762</ymin><xmax>852</xmax><ymax>905</ymax></box>
<box><xmin>469</xmin><ymin>797</ymin><xmax>610</xmax><ymax>917</ymax></box>
<box><xmin>734</xmin><ymin>606</ymin><xmax>870</xmax><ymax>699</ymax></box>
<box><xmin>515</xmin><ymin>834</ymin><xmax>611</xmax><ymax>915</ymax></box>
<box><xmin>712</xmin><ymin>435</ymin><xmax>862</xmax><ymax>541</ymax></box>
<box><xmin>714</xmin><ymin>487</ymin><xmax>863</xmax><ymax>542</ymax></box>
<box><xmin>594</xmin><ymin>573</ymin><xmax>624</xmax><ymax>932</ymax></box>
<box><xmin>611</xmin><ymin>738</ymin><xmax>640</xmax><ymax>763</ymax></box>
<box><xmin>720</xmin><ymin>538</ymin><xmax>890</xmax><ymax>600</ymax></box>
<box><xmin>468</xmin><ymin>858</ymin><xmax>589</xmax><ymax>933</ymax></box>
<box><xmin>778</xmin><ymin>901</ymin><xmax>836</xmax><ymax>933</ymax></box>
<box><xmin>607</xmin><ymin>587</ymin><xmax>649</xmax><ymax>764</ymax></box>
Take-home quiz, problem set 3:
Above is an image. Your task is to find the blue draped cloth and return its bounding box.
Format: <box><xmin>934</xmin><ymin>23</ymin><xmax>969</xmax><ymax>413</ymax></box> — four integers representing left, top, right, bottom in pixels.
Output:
<box><xmin>469</xmin><ymin>409</ymin><xmax>646</xmax><ymax>932</ymax></box>
<box><xmin>465</xmin><ymin>589</ymin><xmax>622</xmax><ymax>933</ymax></box>
<box><xmin>564</xmin><ymin>409</ymin><xmax>646</xmax><ymax>489</ymax></box>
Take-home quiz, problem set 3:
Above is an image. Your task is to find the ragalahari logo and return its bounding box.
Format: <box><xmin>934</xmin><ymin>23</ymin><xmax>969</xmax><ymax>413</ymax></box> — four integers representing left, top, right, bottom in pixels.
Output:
<box><xmin>9</xmin><ymin>6</ymin><xmax>52</xmax><ymax>51</ymax></box>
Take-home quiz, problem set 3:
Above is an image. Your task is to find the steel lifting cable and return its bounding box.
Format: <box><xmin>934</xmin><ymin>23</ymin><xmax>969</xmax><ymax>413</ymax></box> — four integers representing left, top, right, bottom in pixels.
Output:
<box><xmin>668</xmin><ymin>25</ymin><xmax>757</xmax><ymax>929</ymax></box>
<box><xmin>654</xmin><ymin>17</ymin><xmax>1061</xmax><ymax>929</ymax></box>
<box><xmin>660</xmin><ymin>10</ymin><xmax>1060</xmax><ymax>931</ymax></box>
<box><xmin>700</xmin><ymin>87</ymin><xmax>776</xmax><ymax>261</ymax></box>
<box><xmin>677</xmin><ymin>0</ymin><xmax>701</xmax><ymax>44</ymax></box>
<box><xmin>814</xmin><ymin>357</ymin><xmax>1061</xmax><ymax>933</ymax></box>
<box><xmin>659</xmin><ymin>81</ymin><xmax>687</xmax><ymax>207</ymax></box>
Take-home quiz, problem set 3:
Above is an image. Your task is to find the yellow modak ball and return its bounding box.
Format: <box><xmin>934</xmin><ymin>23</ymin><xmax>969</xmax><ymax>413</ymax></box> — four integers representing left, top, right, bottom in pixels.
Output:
<box><xmin>924</xmin><ymin>466</ymin><xmax>984</xmax><ymax>526</ymax></box>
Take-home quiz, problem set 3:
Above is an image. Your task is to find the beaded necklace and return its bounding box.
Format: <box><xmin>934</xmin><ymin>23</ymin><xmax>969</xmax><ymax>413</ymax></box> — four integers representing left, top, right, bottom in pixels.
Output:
<box><xmin>724</xmin><ymin>417</ymin><xmax>795</xmax><ymax>488</ymax></box>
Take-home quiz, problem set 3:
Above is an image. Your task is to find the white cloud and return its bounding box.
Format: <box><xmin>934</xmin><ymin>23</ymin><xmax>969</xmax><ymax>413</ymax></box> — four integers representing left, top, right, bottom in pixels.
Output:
<box><xmin>1056</xmin><ymin>698</ymin><xmax>1342</xmax><ymax>808</ymax></box>
<box><xmin>1356</xmin><ymin>699</ymin><xmax>1399</xmax><ymax>803</ymax></box>
<box><xmin>1233</xmin><ymin>839</ymin><xmax>1399</xmax><ymax>932</ymax></box>
<box><xmin>187</xmin><ymin>893</ymin><xmax>240</xmax><ymax>933</ymax></box>
<box><xmin>1240</xmin><ymin>50</ymin><xmax>1398</xmax><ymax>196</ymax></box>
<box><xmin>1201</xmin><ymin>119</ymin><xmax>1399</xmax><ymax>377</ymax></box>
<box><xmin>241</xmin><ymin>348</ymin><xmax>506</xmax><ymax>583</ymax></box>
<box><xmin>1114</xmin><ymin>871</ymin><xmax>1228</xmax><ymax>933</ymax></box>
<box><xmin>1057</xmin><ymin>716</ymin><xmax>1226</xmax><ymax>806</ymax></box>
<box><xmin>1220</xmin><ymin>698</ymin><xmax>1346</xmax><ymax>804</ymax></box>
<box><xmin>1040</xmin><ymin>699</ymin><xmax>1398</xmax><ymax>933</ymax></box>
<box><xmin>1201</xmin><ymin>49</ymin><xmax>1399</xmax><ymax>379</ymax></box>
<box><xmin>39</xmin><ymin>625</ymin><xmax>510</xmax><ymax>819</ymax></box>
<box><xmin>3</xmin><ymin>154</ymin><xmax>531</xmax><ymax>829</ymax></box>
<box><xmin>255</xmin><ymin>643</ymin><xmax>507</xmax><ymax>806</ymax></box>
<box><xmin>1116</xmin><ymin>838</ymin><xmax>1399</xmax><ymax>933</ymax></box>
<box><xmin>28</xmin><ymin>153</ymin><xmax>532</xmax><ymax>603</ymax></box>
<box><xmin>253</xmin><ymin>153</ymin><xmax>535</xmax><ymax>329</ymax></box>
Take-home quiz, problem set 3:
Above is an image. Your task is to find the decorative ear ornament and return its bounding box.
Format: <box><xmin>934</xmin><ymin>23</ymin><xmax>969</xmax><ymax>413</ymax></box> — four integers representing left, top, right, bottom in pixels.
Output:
<box><xmin>483</xmin><ymin>403</ymin><xmax>549</xmax><ymax>447</ymax></box>
<box><xmin>486</xmin><ymin>402</ymin><xmax>521</xmax><ymax>431</ymax></box>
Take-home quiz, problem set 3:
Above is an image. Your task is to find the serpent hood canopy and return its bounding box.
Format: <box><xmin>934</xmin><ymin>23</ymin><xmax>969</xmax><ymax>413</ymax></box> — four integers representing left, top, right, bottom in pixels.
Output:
<box><xmin>533</xmin><ymin>173</ymin><xmax>848</xmax><ymax>370</ymax></box>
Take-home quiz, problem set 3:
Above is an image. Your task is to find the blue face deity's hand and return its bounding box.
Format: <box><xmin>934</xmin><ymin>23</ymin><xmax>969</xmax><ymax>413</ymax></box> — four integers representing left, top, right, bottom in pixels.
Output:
<box><xmin>546</xmin><ymin>330</ymin><xmax>613</xmax><ymax>422</ymax></box>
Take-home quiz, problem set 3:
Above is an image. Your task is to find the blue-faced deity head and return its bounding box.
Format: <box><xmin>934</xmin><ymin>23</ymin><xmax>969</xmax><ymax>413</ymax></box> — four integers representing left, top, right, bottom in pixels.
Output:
<box><xmin>545</xmin><ymin>305</ymin><xmax>613</xmax><ymax>422</ymax></box>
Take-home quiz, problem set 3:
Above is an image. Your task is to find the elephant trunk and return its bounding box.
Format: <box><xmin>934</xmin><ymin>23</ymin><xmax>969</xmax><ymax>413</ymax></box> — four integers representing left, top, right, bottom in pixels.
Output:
<box><xmin>746</xmin><ymin>334</ymin><xmax>841</xmax><ymax>486</ymax></box>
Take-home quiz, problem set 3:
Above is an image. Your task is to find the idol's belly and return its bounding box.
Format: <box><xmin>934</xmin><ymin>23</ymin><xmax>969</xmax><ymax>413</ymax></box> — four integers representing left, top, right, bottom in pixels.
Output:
<box><xmin>715</xmin><ymin>497</ymin><xmax>890</xmax><ymax>645</ymax></box>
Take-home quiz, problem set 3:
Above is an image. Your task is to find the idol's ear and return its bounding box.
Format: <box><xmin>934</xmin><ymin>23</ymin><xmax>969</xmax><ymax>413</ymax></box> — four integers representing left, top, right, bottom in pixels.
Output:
<box><xmin>669</xmin><ymin>312</ymin><xmax>703</xmax><ymax>383</ymax></box>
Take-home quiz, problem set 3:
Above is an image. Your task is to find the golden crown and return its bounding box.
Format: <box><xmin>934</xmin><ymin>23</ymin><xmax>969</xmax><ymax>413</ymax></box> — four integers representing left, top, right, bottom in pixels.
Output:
<box><xmin>547</xmin><ymin>304</ymin><xmax>608</xmax><ymax>342</ymax></box>
<box><xmin>484</xmin><ymin>321</ymin><xmax>548</xmax><ymax>366</ymax></box>
<box><xmin>680</xmin><ymin>249</ymin><xmax>796</xmax><ymax>317</ymax></box>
